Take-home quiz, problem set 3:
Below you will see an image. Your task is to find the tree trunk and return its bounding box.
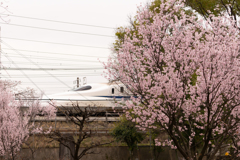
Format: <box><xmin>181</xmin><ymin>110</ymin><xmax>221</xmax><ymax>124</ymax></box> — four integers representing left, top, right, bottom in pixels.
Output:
<box><xmin>59</xmin><ymin>135</ymin><xmax>75</xmax><ymax>160</ymax></box>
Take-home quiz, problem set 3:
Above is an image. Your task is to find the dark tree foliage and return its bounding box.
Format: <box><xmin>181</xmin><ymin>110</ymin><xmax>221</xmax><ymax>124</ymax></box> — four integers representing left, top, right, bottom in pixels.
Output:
<box><xmin>111</xmin><ymin>116</ymin><xmax>144</xmax><ymax>154</ymax></box>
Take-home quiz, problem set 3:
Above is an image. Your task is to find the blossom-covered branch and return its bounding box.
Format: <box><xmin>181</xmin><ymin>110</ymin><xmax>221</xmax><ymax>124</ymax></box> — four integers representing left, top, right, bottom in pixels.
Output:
<box><xmin>105</xmin><ymin>0</ymin><xmax>240</xmax><ymax>159</ymax></box>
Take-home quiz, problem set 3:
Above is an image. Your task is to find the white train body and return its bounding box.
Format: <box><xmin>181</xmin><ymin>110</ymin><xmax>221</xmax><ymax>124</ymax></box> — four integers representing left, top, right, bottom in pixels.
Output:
<box><xmin>44</xmin><ymin>83</ymin><xmax>129</xmax><ymax>112</ymax></box>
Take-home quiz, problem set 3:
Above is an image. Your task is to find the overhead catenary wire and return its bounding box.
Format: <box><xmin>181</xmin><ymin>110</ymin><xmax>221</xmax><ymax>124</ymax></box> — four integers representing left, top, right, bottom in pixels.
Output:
<box><xmin>1</xmin><ymin>70</ymin><xmax>103</xmax><ymax>74</ymax></box>
<box><xmin>1</xmin><ymin>46</ymin><xmax>49</xmax><ymax>97</ymax></box>
<box><xmin>1</xmin><ymin>71</ymin><xmax>103</xmax><ymax>74</ymax></box>
<box><xmin>1</xmin><ymin>52</ymin><xmax>105</xmax><ymax>68</ymax></box>
<box><xmin>2</xmin><ymin>61</ymin><xmax>103</xmax><ymax>65</ymax></box>
<box><xmin>2</xmin><ymin>48</ymin><xmax>109</xmax><ymax>58</ymax></box>
<box><xmin>1</xmin><ymin>73</ymin><xmax>103</xmax><ymax>78</ymax></box>
<box><xmin>1</xmin><ymin>60</ymin><xmax>105</xmax><ymax>66</ymax></box>
<box><xmin>1</xmin><ymin>55</ymin><xmax>106</xmax><ymax>66</ymax></box>
<box><xmin>8</xmin><ymin>82</ymin><xmax>75</xmax><ymax>84</ymax></box>
<box><xmin>4</xmin><ymin>67</ymin><xmax>103</xmax><ymax>71</ymax></box>
<box><xmin>1</xmin><ymin>72</ymin><xmax>102</xmax><ymax>75</ymax></box>
<box><xmin>2</xmin><ymin>69</ymin><xmax>104</xmax><ymax>72</ymax></box>
<box><xmin>0</xmin><ymin>22</ymin><xmax>115</xmax><ymax>37</ymax></box>
<box><xmin>1</xmin><ymin>59</ymin><xmax>103</xmax><ymax>64</ymax></box>
<box><xmin>1</xmin><ymin>75</ymin><xmax>103</xmax><ymax>78</ymax></box>
<box><xmin>0</xmin><ymin>14</ymin><xmax>116</xmax><ymax>29</ymax></box>
<box><xmin>1</xmin><ymin>53</ymin><xmax>107</xmax><ymax>62</ymax></box>
<box><xmin>1</xmin><ymin>41</ymin><xmax>103</xmax><ymax>106</ymax></box>
<box><xmin>1</xmin><ymin>52</ymin><xmax>107</xmax><ymax>63</ymax></box>
<box><xmin>1</xmin><ymin>73</ymin><xmax>102</xmax><ymax>76</ymax></box>
<box><xmin>1</xmin><ymin>37</ymin><xmax>110</xmax><ymax>49</ymax></box>
<box><xmin>1</xmin><ymin>72</ymin><xmax>103</xmax><ymax>75</ymax></box>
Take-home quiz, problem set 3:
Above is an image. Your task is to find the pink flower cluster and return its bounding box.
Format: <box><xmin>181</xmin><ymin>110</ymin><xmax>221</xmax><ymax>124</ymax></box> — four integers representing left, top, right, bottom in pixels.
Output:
<box><xmin>105</xmin><ymin>0</ymin><xmax>240</xmax><ymax>159</ymax></box>
<box><xmin>0</xmin><ymin>81</ymin><xmax>56</xmax><ymax>159</ymax></box>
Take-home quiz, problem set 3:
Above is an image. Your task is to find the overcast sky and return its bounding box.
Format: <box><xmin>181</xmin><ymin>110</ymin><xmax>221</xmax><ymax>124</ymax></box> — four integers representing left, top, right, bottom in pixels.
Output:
<box><xmin>0</xmin><ymin>0</ymin><xmax>149</xmax><ymax>95</ymax></box>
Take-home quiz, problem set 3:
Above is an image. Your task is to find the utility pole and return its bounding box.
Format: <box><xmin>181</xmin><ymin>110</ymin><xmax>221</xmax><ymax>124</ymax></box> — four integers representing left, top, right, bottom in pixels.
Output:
<box><xmin>0</xmin><ymin>27</ymin><xmax>1</xmax><ymax>79</ymax></box>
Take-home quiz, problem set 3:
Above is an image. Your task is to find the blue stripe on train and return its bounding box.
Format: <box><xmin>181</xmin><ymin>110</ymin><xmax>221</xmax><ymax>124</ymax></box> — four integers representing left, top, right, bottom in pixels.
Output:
<box><xmin>97</xmin><ymin>96</ymin><xmax>131</xmax><ymax>99</ymax></box>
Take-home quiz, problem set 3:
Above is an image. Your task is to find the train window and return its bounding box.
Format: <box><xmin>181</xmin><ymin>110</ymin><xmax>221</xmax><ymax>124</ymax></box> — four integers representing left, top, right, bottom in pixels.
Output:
<box><xmin>120</xmin><ymin>87</ymin><xmax>124</xmax><ymax>93</ymax></box>
<box><xmin>112</xmin><ymin>88</ymin><xmax>114</xmax><ymax>94</ymax></box>
<box><xmin>74</xmin><ymin>85</ymin><xmax>92</xmax><ymax>91</ymax></box>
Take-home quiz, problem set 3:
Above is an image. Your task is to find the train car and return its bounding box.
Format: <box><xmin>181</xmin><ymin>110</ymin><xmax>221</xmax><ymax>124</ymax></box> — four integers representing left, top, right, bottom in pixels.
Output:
<box><xmin>43</xmin><ymin>83</ymin><xmax>130</xmax><ymax>114</ymax></box>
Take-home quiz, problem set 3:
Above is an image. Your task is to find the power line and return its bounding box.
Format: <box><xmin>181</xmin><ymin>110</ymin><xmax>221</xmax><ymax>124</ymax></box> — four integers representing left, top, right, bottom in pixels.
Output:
<box><xmin>0</xmin><ymin>22</ymin><xmax>114</xmax><ymax>37</ymax></box>
<box><xmin>1</xmin><ymin>70</ymin><xmax>103</xmax><ymax>74</ymax></box>
<box><xmin>2</xmin><ymin>70</ymin><xmax>103</xmax><ymax>73</ymax></box>
<box><xmin>1</xmin><ymin>37</ymin><xmax>110</xmax><ymax>49</ymax></box>
<box><xmin>1</xmin><ymin>52</ymin><xmax>106</xmax><ymax>62</ymax></box>
<box><xmin>1</xmin><ymin>52</ymin><xmax>107</xmax><ymax>63</ymax></box>
<box><xmin>2</xmin><ymin>68</ymin><xmax>104</xmax><ymax>70</ymax></box>
<box><xmin>1</xmin><ymin>73</ymin><xmax>103</xmax><ymax>78</ymax></box>
<box><xmin>1</xmin><ymin>75</ymin><xmax>102</xmax><ymax>78</ymax></box>
<box><xmin>17</xmin><ymin>82</ymin><xmax>85</xmax><ymax>85</ymax></box>
<box><xmin>2</xmin><ymin>61</ymin><xmax>102</xmax><ymax>68</ymax></box>
<box><xmin>1</xmin><ymin>72</ymin><xmax>102</xmax><ymax>75</ymax></box>
<box><xmin>1</xmin><ymin>47</ymin><xmax>49</xmax><ymax>97</ymax></box>
<box><xmin>2</xmin><ymin>41</ymin><xmax>102</xmax><ymax>106</ymax></box>
<box><xmin>2</xmin><ymin>48</ymin><xmax>109</xmax><ymax>58</ymax></box>
<box><xmin>1</xmin><ymin>73</ymin><xmax>102</xmax><ymax>76</ymax></box>
<box><xmin>0</xmin><ymin>14</ymin><xmax>116</xmax><ymax>29</ymax></box>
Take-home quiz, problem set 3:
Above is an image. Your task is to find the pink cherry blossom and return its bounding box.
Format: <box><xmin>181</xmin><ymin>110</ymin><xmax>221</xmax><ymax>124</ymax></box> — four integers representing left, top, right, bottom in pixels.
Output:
<box><xmin>0</xmin><ymin>81</ymin><xmax>56</xmax><ymax>159</ymax></box>
<box><xmin>105</xmin><ymin>0</ymin><xmax>240</xmax><ymax>159</ymax></box>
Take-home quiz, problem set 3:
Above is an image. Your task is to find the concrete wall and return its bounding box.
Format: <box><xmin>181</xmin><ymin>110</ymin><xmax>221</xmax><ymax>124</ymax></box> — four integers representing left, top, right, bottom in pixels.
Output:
<box><xmin>17</xmin><ymin>146</ymin><xmax>180</xmax><ymax>160</ymax></box>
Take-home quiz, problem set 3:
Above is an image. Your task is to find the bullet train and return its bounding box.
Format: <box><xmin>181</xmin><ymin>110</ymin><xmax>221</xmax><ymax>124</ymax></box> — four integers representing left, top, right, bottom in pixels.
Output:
<box><xmin>43</xmin><ymin>83</ymin><xmax>131</xmax><ymax>113</ymax></box>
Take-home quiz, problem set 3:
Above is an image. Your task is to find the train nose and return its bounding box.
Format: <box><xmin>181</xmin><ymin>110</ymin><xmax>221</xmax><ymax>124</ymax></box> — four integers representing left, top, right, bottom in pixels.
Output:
<box><xmin>42</xmin><ymin>95</ymin><xmax>49</xmax><ymax>100</ymax></box>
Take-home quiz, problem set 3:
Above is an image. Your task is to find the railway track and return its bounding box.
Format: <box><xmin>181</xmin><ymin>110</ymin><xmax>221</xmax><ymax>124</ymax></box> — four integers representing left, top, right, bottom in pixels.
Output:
<box><xmin>51</xmin><ymin>129</ymin><xmax>110</xmax><ymax>135</ymax></box>
<box><xmin>33</xmin><ymin>116</ymin><xmax>120</xmax><ymax>122</ymax></box>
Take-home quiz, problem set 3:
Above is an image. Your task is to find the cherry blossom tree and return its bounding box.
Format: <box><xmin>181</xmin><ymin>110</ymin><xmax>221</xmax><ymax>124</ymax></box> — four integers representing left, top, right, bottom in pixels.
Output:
<box><xmin>0</xmin><ymin>80</ymin><xmax>56</xmax><ymax>160</ymax></box>
<box><xmin>0</xmin><ymin>82</ymin><xmax>28</xmax><ymax>160</ymax></box>
<box><xmin>105</xmin><ymin>0</ymin><xmax>240</xmax><ymax>159</ymax></box>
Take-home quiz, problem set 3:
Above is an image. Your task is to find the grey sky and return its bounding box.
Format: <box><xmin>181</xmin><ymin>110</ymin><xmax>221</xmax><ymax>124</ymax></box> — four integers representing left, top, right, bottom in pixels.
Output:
<box><xmin>0</xmin><ymin>0</ymin><xmax>148</xmax><ymax>95</ymax></box>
